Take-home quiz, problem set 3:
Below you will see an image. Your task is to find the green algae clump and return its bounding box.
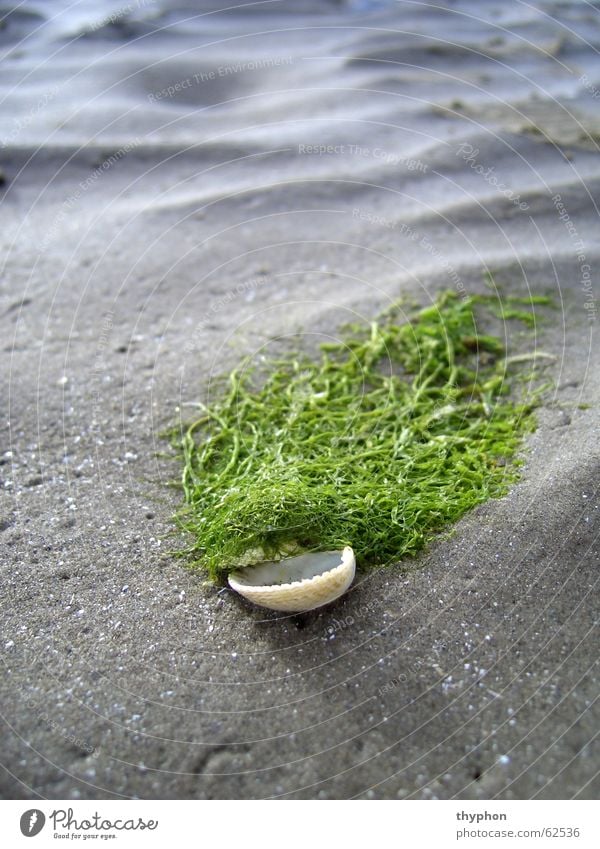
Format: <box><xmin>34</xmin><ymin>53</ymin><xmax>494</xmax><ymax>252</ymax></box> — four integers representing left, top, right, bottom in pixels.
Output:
<box><xmin>174</xmin><ymin>290</ymin><xmax>549</xmax><ymax>582</ymax></box>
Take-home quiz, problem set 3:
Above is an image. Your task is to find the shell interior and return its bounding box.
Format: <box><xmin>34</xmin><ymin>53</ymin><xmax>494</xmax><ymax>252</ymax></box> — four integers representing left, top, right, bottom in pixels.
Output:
<box><xmin>231</xmin><ymin>550</ymin><xmax>345</xmax><ymax>588</ymax></box>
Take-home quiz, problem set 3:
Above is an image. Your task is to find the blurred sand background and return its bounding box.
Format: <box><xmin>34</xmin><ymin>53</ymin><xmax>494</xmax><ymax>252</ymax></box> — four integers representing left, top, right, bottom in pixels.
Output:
<box><xmin>0</xmin><ymin>0</ymin><xmax>598</xmax><ymax>799</ymax></box>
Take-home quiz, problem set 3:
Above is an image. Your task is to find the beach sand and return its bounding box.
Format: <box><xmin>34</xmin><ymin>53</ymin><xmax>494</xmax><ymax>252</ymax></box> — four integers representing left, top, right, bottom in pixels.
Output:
<box><xmin>0</xmin><ymin>0</ymin><xmax>598</xmax><ymax>799</ymax></box>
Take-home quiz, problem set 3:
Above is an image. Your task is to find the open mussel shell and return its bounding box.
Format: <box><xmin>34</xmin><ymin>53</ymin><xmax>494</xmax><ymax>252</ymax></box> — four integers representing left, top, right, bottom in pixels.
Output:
<box><xmin>227</xmin><ymin>546</ymin><xmax>355</xmax><ymax>612</ymax></box>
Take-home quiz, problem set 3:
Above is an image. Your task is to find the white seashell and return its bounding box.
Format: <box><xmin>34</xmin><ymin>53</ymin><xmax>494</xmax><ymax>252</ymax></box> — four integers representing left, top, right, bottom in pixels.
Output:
<box><xmin>228</xmin><ymin>546</ymin><xmax>355</xmax><ymax>612</ymax></box>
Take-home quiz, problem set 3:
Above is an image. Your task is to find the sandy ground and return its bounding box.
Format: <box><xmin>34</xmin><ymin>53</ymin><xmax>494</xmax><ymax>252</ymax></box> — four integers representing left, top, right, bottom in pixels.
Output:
<box><xmin>0</xmin><ymin>0</ymin><xmax>599</xmax><ymax>799</ymax></box>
